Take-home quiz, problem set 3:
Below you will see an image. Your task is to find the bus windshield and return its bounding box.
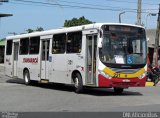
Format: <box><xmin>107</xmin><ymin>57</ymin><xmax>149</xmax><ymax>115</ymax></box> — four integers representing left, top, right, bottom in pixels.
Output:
<box><xmin>100</xmin><ymin>25</ymin><xmax>147</xmax><ymax>67</ymax></box>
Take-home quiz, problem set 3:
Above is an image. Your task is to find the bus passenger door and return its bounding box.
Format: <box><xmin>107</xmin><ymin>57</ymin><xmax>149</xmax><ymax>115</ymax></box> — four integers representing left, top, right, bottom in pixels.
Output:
<box><xmin>86</xmin><ymin>35</ymin><xmax>97</xmax><ymax>85</ymax></box>
<box><xmin>13</xmin><ymin>42</ymin><xmax>19</xmax><ymax>77</ymax></box>
<box><xmin>41</xmin><ymin>40</ymin><xmax>50</xmax><ymax>80</ymax></box>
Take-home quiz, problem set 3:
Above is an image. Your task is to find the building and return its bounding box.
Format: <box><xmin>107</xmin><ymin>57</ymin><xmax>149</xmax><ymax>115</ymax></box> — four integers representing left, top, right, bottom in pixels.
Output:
<box><xmin>146</xmin><ymin>29</ymin><xmax>156</xmax><ymax>48</ymax></box>
<box><xmin>0</xmin><ymin>13</ymin><xmax>12</xmax><ymax>63</ymax></box>
<box><xmin>146</xmin><ymin>29</ymin><xmax>160</xmax><ymax>65</ymax></box>
<box><xmin>0</xmin><ymin>39</ymin><xmax>5</xmax><ymax>63</ymax></box>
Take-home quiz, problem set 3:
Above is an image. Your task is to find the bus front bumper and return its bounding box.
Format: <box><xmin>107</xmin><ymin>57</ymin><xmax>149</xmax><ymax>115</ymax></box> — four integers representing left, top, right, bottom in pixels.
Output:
<box><xmin>98</xmin><ymin>74</ymin><xmax>147</xmax><ymax>88</ymax></box>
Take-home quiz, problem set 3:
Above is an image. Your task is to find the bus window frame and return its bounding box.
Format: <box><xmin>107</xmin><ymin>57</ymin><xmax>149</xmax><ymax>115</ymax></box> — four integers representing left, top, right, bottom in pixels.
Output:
<box><xmin>6</xmin><ymin>40</ymin><xmax>13</xmax><ymax>55</ymax></box>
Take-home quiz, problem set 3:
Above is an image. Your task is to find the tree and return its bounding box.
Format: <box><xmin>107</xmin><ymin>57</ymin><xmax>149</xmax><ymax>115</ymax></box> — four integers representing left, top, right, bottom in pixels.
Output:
<box><xmin>26</xmin><ymin>27</ymin><xmax>44</xmax><ymax>33</ymax></box>
<box><xmin>64</xmin><ymin>16</ymin><xmax>93</xmax><ymax>27</ymax></box>
<box><xmin>26</xmin><ymin>29</ymin><xmax>34</xmax><ymax>33</ymax></box>
<box><xmin>36</xmin><ymin>27</ymin><xmax>44</xmax><ymax>31</ymax></box>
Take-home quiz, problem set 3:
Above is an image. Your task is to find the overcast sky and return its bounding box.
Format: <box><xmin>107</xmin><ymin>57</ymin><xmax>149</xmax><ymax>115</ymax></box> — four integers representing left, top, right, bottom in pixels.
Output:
<box><xmin>0</xmin><ymin>0</ymin><xmax>159</xmax><ymax>39</ymax></box>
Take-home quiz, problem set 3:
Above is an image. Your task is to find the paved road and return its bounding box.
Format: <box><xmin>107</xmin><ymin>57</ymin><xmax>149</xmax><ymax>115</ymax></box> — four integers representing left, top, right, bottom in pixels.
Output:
<box><xmin>0</xmin><ymin>64</ymin><xmax>160</xmax><ymax>112</ymax></box>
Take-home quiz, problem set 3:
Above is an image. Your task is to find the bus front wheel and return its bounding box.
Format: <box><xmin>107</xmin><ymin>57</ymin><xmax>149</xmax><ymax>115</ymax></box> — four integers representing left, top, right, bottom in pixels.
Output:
<box><xmin>24</xmin><ymin>70</ymin><xmax>30</xmax><ymax>85</ymax></box>
<box><xmin>73</xmin><ymin>73</ymin><xmax>83</xmax><ymax>93</ymax></box>
<box><xmin>114</xmin><ymin>87</ymin><xmax>124</xmax><ymax>94</ymax></box>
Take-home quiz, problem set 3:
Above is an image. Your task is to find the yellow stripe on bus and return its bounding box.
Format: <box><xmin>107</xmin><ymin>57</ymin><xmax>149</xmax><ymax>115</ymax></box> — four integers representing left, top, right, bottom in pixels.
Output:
<box><xmin>103</xmin><ymin>67</ymin><xmax>145</xmax><ymax>79</ymax></box>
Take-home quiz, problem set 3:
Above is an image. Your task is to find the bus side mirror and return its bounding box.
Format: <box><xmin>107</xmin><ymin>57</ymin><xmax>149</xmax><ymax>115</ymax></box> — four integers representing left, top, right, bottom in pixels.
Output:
<box><xmin>98</xmin><ymin>38</ymin><xmax>102</xmax><ymax>48</ymax></box>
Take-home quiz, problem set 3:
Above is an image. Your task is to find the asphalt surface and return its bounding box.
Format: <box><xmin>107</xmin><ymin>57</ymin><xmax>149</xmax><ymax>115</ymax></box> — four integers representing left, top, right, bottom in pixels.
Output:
<box><xmin>0</xmin><ymin>64</ymin><xmax>160</xmax><ymax>112</ymax></box>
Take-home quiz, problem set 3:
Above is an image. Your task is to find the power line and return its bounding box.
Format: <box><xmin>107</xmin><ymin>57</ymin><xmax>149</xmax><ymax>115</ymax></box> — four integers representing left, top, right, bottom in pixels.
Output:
<box><xmin>12</xmin><ymin>0</ymin><xmax>133</xmax><ymax>12</ymax></box>
<box><xmin>47</xmin><ymin>0</ymin><xmax>159</xmax><ymax>11</ymax></box>
<box><xmin>12</xmin><ymin>0</ymin><xmax>123</xmax><ymax>10</ymax></box>
<box><xmin>57</xmin><ymin>0</ymin><xmax>123</xmax><ymax>9</ymax></box>
<box><xmin>10</xmin><ymin>1</ymin><xmax>57</xmax><ymax>7</ymax></box>
<box><xmin>57</xmin><ymin>0</ymin><xmax>157</xmax><ymax>11</ymax></box>
<box><xmin>105</xmin><ymin>0</ymin><xmax>158</xmax><ymax>6</ymax></box>
<box><xmin>11</xmin><ymin>0</ymin><xmax>158</xmax><ymax>13</ymax></box>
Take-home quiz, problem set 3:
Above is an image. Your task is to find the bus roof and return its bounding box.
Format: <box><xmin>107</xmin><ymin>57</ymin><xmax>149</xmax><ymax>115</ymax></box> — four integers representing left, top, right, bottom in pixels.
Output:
<box><xmin>6</xmin><ymin>23</ymin><xmax>144</xmax><ymax>40</ymax></box>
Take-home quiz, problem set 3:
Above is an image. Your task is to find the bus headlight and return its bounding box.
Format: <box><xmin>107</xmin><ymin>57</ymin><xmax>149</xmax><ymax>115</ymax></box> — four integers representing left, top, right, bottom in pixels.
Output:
<box><xmin>100</xmin><ymin>71</ymin><xmax>112</xmax><ymax>79</ymax></box>
<box><xmin>138</xmin><ymin>73</ymin><xmax>146</xmax><ymax>79</ymax></box>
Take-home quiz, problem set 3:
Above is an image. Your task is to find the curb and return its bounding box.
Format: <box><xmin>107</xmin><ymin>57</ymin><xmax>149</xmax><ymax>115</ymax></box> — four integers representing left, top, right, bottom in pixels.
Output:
<box><xmin>145</xmin><ymin>81</ymin><xmax>160</xmax><ymax>86</ymax></box>
<box><xmin>145</xmin><ymin>82</ymin><xmax>154</xmax><ymax>86</ymax></box>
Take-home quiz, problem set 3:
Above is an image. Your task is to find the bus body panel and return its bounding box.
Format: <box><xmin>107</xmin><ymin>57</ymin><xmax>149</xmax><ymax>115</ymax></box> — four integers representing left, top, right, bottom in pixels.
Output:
<box><xmin>5</xmin><ymin>54</ymin><xmax>13</xmax><ymax>77</ymax></box>
<box><xmin>50</xmin><ymin>54</ymin><xmax>68</xmax><ymax>83</ymax></box>
<box><xmin>18</xmin><ymin>55</ymin><xmax>40</xmax><ymax>81</ymax></box>
<box><xmin>67</xmin><ymin>53</ymin><xmax>85</xmax><ymax>84</ymax></box>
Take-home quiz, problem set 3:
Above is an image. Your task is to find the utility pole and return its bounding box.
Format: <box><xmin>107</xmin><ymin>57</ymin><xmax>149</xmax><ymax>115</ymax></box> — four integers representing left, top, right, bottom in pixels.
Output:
<box><xmin>136</xmin><ymin>0</ymin><xmax>142</xmax><ymax>25</ymax></box>
<box><xmin>155</xmin><ymin>4</ymin><xmax>160</xmax><ymax>67</ymax></box>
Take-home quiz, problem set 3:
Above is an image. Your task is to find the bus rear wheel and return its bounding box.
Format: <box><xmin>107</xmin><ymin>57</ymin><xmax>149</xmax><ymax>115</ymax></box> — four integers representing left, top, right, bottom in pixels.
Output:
<box><xmin>24</xmin><ymin>70</ymin><xmax>30</xmax><ymax>85</ymax></box>
<box><xmin>114</xmin><ymin>87</ymin><xmax>124</xmax><ymax>94</ymax></box>
<box><xmin>73</xmin><ymin>73</ymin><xmax>83</xmax><ymax>93</ymax></box>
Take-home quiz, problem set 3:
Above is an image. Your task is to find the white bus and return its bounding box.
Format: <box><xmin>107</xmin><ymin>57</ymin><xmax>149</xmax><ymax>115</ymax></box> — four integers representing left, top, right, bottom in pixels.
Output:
<box><xmin>5</xmin><ymin>23</ymin><xmax>147</xmax><ymax>93</ymax></box>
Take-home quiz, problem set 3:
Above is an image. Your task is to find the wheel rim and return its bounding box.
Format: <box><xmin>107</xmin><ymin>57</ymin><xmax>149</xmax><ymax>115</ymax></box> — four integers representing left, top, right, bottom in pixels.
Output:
<box><xmin>74</xmin><ymin>77</ymin><xmax>79</xmax><ymax>88</ymax></box>
<box><xmin>25</xmin><ymin>73</ymin><xmax>29</xmax><ymax>83</ymax></box>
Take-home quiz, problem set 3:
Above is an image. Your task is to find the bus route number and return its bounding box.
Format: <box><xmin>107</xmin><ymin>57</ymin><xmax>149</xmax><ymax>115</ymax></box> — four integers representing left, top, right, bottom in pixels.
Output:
<box><xmin>113</xmin><ymin>73</ymin><xmax>121</xmax><ymax>78</ymax></box>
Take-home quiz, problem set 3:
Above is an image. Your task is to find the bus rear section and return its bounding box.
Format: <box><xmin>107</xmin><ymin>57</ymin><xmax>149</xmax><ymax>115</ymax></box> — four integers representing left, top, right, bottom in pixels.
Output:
<box><xmin>97</xmin><ymin>25</ymin><xmax>147</xmax><ymax>93</ymax></box>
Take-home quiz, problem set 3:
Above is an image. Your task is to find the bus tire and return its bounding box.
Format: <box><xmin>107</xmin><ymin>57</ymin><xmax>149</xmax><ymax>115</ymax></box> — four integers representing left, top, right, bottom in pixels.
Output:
<box><xmin>73</xmin><ymin>73</ymin><xmax>83</xmax><ymax>93</ymax></box>
<box><xmin>114</xmin><ymin>87</ymin><xmax>124</xmax><ymax>94</ymax></box>
<box><xmin>23</xmin><ymin>70</ymin><xmax>30</xmax><ymax>85</ymax></box>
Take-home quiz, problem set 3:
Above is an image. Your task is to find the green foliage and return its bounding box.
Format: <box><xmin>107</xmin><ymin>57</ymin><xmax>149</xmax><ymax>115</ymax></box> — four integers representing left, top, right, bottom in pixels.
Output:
<box><xmin>64</xmin><ymin>16</ymin><xmax>93</xmax><ymax>27</ymax></box>
<box><xmin>36</xmin><ymin>27</ymin><xmax>44</xmax><ymax>31</ymax></box>
<box><xmin>26</xmin><ymin>27</ymin><xmax>44</xmax><ymax>33</ymax></box>
<box><xmin>26</xmin><ymin>29</ymin><xmax>34</xmax><ymax>33</ymax></box>
<box><xmin>0</xmin><ymin>38</ymin><xmax>5</xmax><ymax>41</ymax></box>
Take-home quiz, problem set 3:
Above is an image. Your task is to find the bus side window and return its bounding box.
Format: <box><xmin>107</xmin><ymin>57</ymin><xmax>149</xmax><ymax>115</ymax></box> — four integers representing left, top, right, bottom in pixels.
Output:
<box><xmin>6</xmin><ymin>40</ymin><xmax>13</xmax><ymax>55</ymax></box>
<box><xmin>67</xmin><ymin>31</ymin><xmax>82</xmax><ymax>53</ymax></box>
<box><xmin>29</xmin><ymin>36</ymin><xmax>40</xmax><ymax>54</ymax></box>
<box><xmin>52</xmin><ymin>33</ymin><xmax>66</xmax><ymax>54</ymax></box>
<box><xmin>19</xmin><ymin>38</ymin><xmax>29</xmax><ymax>55</ymax></box>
